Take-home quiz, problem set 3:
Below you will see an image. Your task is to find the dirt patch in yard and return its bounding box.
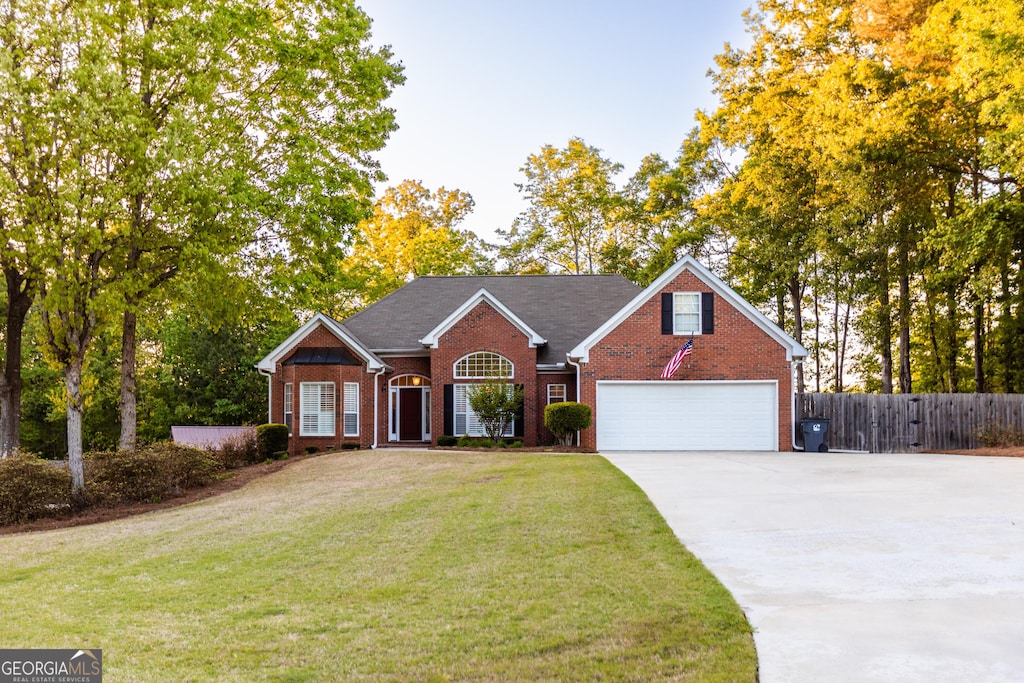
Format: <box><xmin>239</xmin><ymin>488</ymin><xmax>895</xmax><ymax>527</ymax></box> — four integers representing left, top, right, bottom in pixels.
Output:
<box><xmin>1</xmin><ymin>454</ymin><xmax>317</xmax><ymax>536</ymax></box>
<box><xmin>930</xmin><ymin>446</ymin><xmax>1024</xmax><ymax>458</ymax></box>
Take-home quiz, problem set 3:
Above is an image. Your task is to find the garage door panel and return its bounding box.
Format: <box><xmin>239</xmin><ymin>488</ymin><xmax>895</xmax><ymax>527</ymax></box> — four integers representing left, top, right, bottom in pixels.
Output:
<box><xmin>597</xmin><ymin>381</ymin><xmax>776</xmax><ymax>451</ymax></box>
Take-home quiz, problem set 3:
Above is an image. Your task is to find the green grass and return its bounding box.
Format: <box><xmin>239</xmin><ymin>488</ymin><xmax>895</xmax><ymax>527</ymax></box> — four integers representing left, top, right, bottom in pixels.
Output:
<box><xmin>0</xmin><ymin>451</ymin><xmax>756</xmax><ymax>682</ymax></box>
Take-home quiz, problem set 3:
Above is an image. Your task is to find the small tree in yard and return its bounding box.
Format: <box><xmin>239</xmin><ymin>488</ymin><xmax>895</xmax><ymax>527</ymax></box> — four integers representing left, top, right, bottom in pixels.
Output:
<box><xmin>545</xmin><ymin>402</ymin><xmax>592</xmax><ymax>446</ymax></box>
<box><xmin>466</xmin><ymin>380</ymin><xmax>523</xmax><ymax>444</ymax></box>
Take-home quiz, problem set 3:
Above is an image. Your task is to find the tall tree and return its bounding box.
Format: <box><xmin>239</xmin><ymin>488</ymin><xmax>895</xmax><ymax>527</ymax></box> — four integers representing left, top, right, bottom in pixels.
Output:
<box><xmin>499</xmin><ymin>138</ymin><xmax>623</xmax><ymax>275</ymax></box>
<box><xmin>346</xmin><ymin>180</ymin><xmax>491</xmax><ymax>305</ymax></box>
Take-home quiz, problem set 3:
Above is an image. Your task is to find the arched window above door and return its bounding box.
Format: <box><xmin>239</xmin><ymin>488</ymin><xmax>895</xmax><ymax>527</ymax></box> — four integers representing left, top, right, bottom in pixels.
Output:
<box><xmin>453</xmin><ymin>352</ymin><xmax>513</xmax><ymax>379</ymax></box>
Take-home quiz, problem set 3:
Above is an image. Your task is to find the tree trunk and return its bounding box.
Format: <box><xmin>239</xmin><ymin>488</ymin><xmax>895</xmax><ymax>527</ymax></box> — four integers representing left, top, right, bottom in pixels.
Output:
<box><xmin>788</xmin><ymin>275</ymin><xmax>805</xmax><ymax>395</ymax></box>
<box><xmin>0</xmin><ymin>266</ymin><xmax>35</xmax><ymax>457</ymax></box>
<box><xmin>879</xmin><ymin>268</ymin><xmax>893</xmax><ymax>395</ymax></box>
<box><xmin>898</xmin><ymin>271</ymin><xmax>912</xmax><ymax>394</ymax></box>
<box><xmin>65</xmin><ymin>357</ymin><xmax>87</xmax><ymax>507</ymax></box>
<box><xmin>119</xmin><ymin>308</ymin><xmax>139</xmax><ymax>452</ymax></box>
<box><xmin>973</xmin><ymin>299</ymin><xmax>985</xmax><ymax>393</ymax></box>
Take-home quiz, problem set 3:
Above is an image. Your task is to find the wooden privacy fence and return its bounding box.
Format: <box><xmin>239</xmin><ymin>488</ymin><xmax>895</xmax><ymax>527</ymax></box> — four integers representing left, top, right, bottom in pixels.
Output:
<box><xmin>798</xmin><ymin>393</ymin><xmax>1024</xmax><ymax>452</ymax></box>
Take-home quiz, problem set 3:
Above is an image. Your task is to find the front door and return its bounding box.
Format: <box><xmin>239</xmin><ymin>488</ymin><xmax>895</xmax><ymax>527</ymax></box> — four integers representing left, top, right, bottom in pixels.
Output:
<box><xmin>398</xmin><ymin>387</ymin><xmax>424</xmax><ymax>441</ymax></box>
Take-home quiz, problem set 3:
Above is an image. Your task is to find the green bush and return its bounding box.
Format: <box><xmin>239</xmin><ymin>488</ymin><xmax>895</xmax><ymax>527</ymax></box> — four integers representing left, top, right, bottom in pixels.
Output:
<box><xmin>216</xmin><ymin>430</ymin><xmax>260</xmax><ymax>468</ymax></box>
<box><xmin>88</xmin><ymin>443</ymin><xmax>223</xmax><ymax>505</ymax></box>
<box><xmin>544</xmin><ymin>402</ymin><xmax>592</xmax><ymax>446</ymax></box>
<box><xmin>304</xmin><ymin>446</ymin><xmax>320</xmax><ymax>455</ymax></box>
<box><xmin>0</xmin><ymin>454</ymin><xmax>72</xmax><ymax>526</ymax></box>
<box><xmin>273</xmin><ymin>451</ymin><xmax>290</xmax><ymax>460</ymax></box>
<box><xmin>977</xmin><ymin>422</ymin><xmax>1024</xmax><ymax>447</ymax></box>
<box><xmin>341</xmin><ymin>442</ymin><xmax>360</xmax><ymax>450</ymax></box>
<box><xmin>257</xmin><ymin>424</ymin><xmax>290</xmax><ymax>460</ymax></box>
<box><xmin>437</xmin><ymin>435</ymin><xmax>458</xmax><ymax>447</ymax></box>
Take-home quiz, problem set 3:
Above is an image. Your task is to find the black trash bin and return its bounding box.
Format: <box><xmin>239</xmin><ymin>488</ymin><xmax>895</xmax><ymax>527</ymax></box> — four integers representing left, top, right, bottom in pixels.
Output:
<box><xmin>801</xmin><ymin>418</ymin><xmax>830</xmax><ymax>452</ymax></box>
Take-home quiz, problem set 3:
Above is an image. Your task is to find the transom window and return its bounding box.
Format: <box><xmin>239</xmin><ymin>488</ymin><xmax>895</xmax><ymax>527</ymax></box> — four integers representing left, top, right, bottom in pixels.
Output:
<box><xmin>390</xmin><ymin>375</ymin><xmax>431</xmax><ymax>387</ymax></box>
<box><xmin>454</xmin><ymin>352</ymin><xmax>513</xmax><ymax>379</ymax></box>
<box><xmin>673</xmin><ymin>292</ymin><xmax>701</xmax><ymax>335</ymax></box>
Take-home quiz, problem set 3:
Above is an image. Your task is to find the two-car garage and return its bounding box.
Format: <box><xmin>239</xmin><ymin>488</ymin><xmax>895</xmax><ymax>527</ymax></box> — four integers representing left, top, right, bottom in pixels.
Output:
<box><xmin>596</xmin><ymin>380</ymin><xmax>779</xmax><ymax>451</ymax></box>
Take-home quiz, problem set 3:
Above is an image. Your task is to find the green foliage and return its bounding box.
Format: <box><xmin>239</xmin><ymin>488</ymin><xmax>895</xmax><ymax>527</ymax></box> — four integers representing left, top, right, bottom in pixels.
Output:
<box><xmin>466</xmin><ymin>380</ymin><xmax>524</xmax><ymax>444</ymax></box>
<box><xmin>977</xmin><ymin>423</ymin><xmax>1024</xmax><ymax>448</ymax></box>
<box><xmin>499</xmin><ymin>138</ymin><xmax>624</xmax><ymax>275</ymax></box>
<box><xmin>215</xmin><ymin>431</ymin><xmax>261</xmax><ymax>469</ymax></box>
<box><xmin>87</xmin><ymin>443</ymin><xmax>222</xmax><ymax>505</ymax></box>
<box><xmin>341</xmin><ymin>442</ymin><xmax>361</xmax><ymax>450</ymax></box>
<box><xmin>437</xmin><ymin>435</ymin><xmax>459</xmax><ymax>447</ymax></box>
<box><xmin>456</xmin><ymin>436</ymin><xmax>494</xmax><ymax>449</ymax></box>
<box><xmin>346</xmin><ymin>180</ymin><xmax>493</xmax><ymax>304</ymax></box>
<box><xmin>257</xmin><ymin>425</ymin><xmax>290</xmax><ymax>460</ymax></box>
<box><xmin>0</xmin><ymin>454</ymin><xmax>72</xmax><ymax>526</ymax></box>
<box><xmin>544</xmin><ymin>402</ymin><xmax>593</xmax><ymax>446</ymax></box>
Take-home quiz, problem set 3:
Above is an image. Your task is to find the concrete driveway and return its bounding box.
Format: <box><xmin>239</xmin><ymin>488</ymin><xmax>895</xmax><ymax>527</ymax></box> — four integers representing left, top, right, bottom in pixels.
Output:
<box><xmin>603</xmin><ymin>451</ymin><xmax>1024</xmax><ymax>683</ymax></box>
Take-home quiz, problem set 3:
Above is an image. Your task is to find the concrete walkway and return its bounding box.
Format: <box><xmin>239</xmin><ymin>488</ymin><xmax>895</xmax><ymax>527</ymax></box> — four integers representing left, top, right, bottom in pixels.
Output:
<box><xmin>603</xmin><ymin>451</ymin><xmax>1024</xmax><ymax>683</ymax></box>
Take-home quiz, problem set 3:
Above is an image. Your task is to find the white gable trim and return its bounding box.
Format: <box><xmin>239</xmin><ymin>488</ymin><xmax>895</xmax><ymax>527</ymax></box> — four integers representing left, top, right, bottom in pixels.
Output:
<box><xmin>568</xmin><ymin>255</ymin><xmax>809</xmax><ymax>363</ymax></box>
<box><xmin>418</xmin><ymin>288</ymin><xmax>547</xmax><ymax>349</ymax></box>
<box><xmin>256</xmin><ymin>313</ymin><xmax>386</xmax><ymax>373</ymax></box>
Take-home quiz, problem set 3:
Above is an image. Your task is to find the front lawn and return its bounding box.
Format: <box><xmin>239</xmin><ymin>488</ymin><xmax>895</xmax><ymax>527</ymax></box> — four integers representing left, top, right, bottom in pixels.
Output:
<box><xmin>0</xmin><ymin>451</ymin><xmax>756</xmax><ymax>681</ymax></box>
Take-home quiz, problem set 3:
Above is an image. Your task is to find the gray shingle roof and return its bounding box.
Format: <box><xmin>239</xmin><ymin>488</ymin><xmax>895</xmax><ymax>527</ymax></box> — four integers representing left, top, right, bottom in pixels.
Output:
<box><xmin>340</xmin><ymin>275</ymin><xmax>642</xmax><ymax>365</ymax></box>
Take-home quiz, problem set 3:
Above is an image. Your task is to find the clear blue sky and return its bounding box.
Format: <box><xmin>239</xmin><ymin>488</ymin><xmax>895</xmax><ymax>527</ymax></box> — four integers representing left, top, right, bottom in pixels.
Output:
<box><xmin>356</xmin><ymin>0</ymin><xmax>754</xmax><ymax>243</ymax></box>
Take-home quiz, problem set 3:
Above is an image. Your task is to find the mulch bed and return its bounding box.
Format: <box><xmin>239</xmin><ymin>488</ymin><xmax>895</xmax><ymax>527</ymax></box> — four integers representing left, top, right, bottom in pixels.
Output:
<box><xmin>928</xmin><ymin>446</ymin><xmax>1024</xmax><ymax>458</ymax></box>
<box><xmin>0</xmin><ymin>454</ymin><xmax>317</xmax><ymax>536</ymax></box>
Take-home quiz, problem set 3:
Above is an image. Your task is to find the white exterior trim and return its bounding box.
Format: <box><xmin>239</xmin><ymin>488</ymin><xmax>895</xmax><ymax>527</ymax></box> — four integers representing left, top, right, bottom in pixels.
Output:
<box><xmin>568</xmin><ymin>255</ymin><xmax>808</xmax><ymax>363</ymax></box>
<box><xmin>418</xmin><ymin>288</ymin><xmax>547</xmax><ymax>348</ymax></box>
<box><xmin>256</xmin><ymin>313</ymin><xmax>386</xmax><ymax>373</ymax></box>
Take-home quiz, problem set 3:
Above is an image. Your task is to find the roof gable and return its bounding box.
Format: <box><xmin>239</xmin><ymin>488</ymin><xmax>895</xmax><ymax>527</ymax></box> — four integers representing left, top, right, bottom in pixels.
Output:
<box><xmin>569</xmin><ymin>255</ymin><xmax>809</xmax><ymax>362</ymax></box>
<box><xmin>340</xmin><ymin>274</ymin><xmax>642</xmax><ymax>365</ymax></box>
<box><xmin>256</xmin><ymin>313</ymin><xmax>386</xmax><ymax>373</ymax></box>
<box><xmin>418</xmin><ymin>288</ymin><xmax>547</xmax><ymax>348</ymax></box>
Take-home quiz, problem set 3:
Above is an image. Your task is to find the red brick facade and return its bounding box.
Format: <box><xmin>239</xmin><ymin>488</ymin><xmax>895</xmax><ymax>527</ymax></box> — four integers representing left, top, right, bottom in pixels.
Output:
<box><xmin>261</xmin><ymin>260</ymin><xmax>802</xmax><ymax>454</ymax></box>
<box><xmin>576</xmin><ymin>270</ymin><xmax>794</xmax><ymax>450</ymax></box>
<box><xmin>430</xmin><ymin>301</ymin><xmax>539</xmax><ymax>446</ymax></box>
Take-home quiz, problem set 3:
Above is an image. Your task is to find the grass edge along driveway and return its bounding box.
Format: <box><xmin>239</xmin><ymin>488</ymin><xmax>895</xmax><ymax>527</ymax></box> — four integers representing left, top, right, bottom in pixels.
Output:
<box><xmin>0</xmin><ymin>451</ymin><xmax>755</xmax><ymax>682</ymax></box>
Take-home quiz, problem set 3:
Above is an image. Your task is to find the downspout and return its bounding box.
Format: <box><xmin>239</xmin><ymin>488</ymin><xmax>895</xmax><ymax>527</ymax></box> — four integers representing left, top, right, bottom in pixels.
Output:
<box><xmin>792</xmin><ymin>360</ymin><xmax>804</xmax><ymax>451</ymax></box>
<box><xmin>372</xmin><ymin>366</ymin><xmax>386</xmax><ymax>449</ymax></box>
<box><xmin>567</xmin><ymin>355</ymin><xmax>583</xmax><ymax>447</ymax></box>
<box><xmin>257</xmin><ymin>368</ymin><xmax>273</xmax><ymax>424</ymax></box>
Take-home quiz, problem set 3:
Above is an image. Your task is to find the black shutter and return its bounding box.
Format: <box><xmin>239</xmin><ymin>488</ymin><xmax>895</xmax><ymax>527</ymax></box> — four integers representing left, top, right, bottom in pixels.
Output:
<box><xmin>514</xmin><ymin>384</ymin><xmax>525</xmax><ymax>438</ymax></box>
<box><xmin>444</xmin><ymin>384</ymin><xmax>454</xmax><ymax>436</ymax></box>
<box><xmin>661</xmin><ymin>292</ymin><xmax>673</xmax><ymax>335</ymax></box>
<box><xmin>702</xmin><ymin>292</ymin><xmax>715</xmax><ymax>334</ymax></box>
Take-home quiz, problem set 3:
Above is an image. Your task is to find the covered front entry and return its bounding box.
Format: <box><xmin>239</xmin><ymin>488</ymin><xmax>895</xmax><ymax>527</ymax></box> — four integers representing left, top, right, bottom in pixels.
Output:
<box><xmin>388</xmin><ymin>375</ymin><xmax>431</xmax><ymax>442</ymax></box>
<box><xmin>596</xmin><ymin>380</ymin><xmax>778</xmax><ymax>451</ymax></box>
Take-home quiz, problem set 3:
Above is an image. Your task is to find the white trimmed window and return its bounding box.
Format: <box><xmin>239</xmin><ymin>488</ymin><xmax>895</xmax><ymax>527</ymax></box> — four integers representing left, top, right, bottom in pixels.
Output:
<box><xmin>300</xmin><ymin>382</ymin><xmax>335</xmax><ymax>436</ymax></box>
<box><xmin>454</xmin><ymin>352</ymin><xmax>513</xmax><ymax>379</ymax></box>
<box><xmin>454</xmin><ymin>384</ymin><xmax>514</xmax><ymax>437</ymax></box>
<box><xmin>284</xmin><ymin>383</ymin><xmax>293</xmax><ymax>434</ymax></box>
<box><xmin>343</xmin><ymin>382</ymin><xmax>359</xmax><ymax>437</ymax></box>
<box><xmin>673</xmin><ymin>292</ymin><xmax>701</xmax><ymax>334</ymax></box>
<box><xmin>547</xmin><ymin>384</ymin><xmax>566</xmax><ymax>404</ymax></box>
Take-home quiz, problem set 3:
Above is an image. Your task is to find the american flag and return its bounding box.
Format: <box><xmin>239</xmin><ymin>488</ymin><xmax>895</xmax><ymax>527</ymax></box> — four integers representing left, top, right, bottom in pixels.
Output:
<box><xmin>661</xmin><ymin>337</ymin><xmax>694</xmax><ymax>379</ymax></box>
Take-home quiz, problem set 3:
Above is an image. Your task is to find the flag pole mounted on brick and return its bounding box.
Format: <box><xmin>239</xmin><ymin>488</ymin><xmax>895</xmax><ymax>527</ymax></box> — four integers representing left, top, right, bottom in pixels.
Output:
<box><xmin>661</xmin><ymin>337</ymin><xmax>694</xmax><ymax>379</ymax></box>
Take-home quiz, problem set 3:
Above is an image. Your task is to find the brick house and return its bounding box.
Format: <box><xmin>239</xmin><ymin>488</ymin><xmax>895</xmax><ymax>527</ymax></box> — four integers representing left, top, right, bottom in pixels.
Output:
<box><xmin>257</xmin><ymin>256</ymin><xmax>808</xmax><ymax>453</ymax></box>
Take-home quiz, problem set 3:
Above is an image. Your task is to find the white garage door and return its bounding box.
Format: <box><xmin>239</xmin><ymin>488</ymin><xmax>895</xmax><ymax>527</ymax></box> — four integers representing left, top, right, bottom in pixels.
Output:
<box><xmin>597</xmin><ymin>381</ymin><xmax>778</xmax><ymax>451</ymax></box>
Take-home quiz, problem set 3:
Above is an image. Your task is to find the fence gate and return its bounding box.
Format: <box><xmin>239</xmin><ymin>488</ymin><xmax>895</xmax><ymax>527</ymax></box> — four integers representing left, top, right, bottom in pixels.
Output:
<box><xmin>798</xmin><ymin>393</ymin><xmax>1024</xmax><ymax>452</ymax></box>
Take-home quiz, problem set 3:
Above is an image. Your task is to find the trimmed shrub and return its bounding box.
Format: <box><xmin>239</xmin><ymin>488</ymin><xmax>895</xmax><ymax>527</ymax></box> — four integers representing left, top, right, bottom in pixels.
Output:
<box><xmin>341</xmin><ymin>442</ymin><xmax>360</xmax><ymax>450</ymax></box>
<box><xmin>436</xmin><ymin>435</ymin><xmax>458</xmax><ymax>447</ymax></box>
<box><xmin>304</xmin><ymin>446</ymin><xmax>320</xmax><ymax>455</ymax></box>
<box><xmin>257</xmin><ymin>424</ymin><xmax>290</xmax><ymax>460</ymax></box>
<box><xmin>0</xmin><ymin>454</ymin><xmax>72</xmax><ymax>526</ymax></box>
<box><xmin>88</xmin><ymin>443</ymin><xmax>222</xmax><ymax>505</ymax></box>
<box><xmin>544</xmin><ymin>402</ymin><xmax>592</xmax><ymax>446</ymax></box>
<box><xmin>977</xmin><ymin>422</ymin><xmax>1024</xmax><ymax>447</ymax></box>
<box><xmin>216</xmin><ymin>430</ymin><xmax>260</xmax><ymax>468</ymax></box>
